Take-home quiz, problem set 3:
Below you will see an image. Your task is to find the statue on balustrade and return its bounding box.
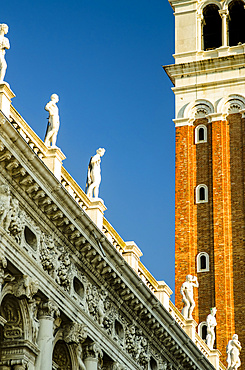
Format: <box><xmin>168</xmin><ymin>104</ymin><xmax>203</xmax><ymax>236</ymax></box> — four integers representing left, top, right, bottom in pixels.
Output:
<box><xmin>226</xmin><ymin>334</ymin><xmax>242</xmax><ymax>370</ymax></box>
<box><xmin>206</xmin><ymin>307</ymin><xmax>217</xmax><ymax>350</ymax></box>
<box><xmin>180</xmin><ymin>275</ymin><xmax>199</xmax><ymax>319</ymax></box>
<box><xmin>44</xmin><ymin>93</ymin><xmax>60</xmax><ymax>147</ymax></box>
<box><xmin>86</xmin><ymin>148</ymin><xmax>105</xmax><ymax>199</ymax></box>
<box><xmin>0</xmin><ymin>24</ymin><xmax>10</xmax><ymax>83</ymax></box>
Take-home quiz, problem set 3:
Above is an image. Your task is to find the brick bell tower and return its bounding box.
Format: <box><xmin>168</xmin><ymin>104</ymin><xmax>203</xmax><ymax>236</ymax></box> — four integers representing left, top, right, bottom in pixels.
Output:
<box><xmin>164</xmin><ymin>0</ymin><xmax>245</xmax><ymax>363</ymax></box>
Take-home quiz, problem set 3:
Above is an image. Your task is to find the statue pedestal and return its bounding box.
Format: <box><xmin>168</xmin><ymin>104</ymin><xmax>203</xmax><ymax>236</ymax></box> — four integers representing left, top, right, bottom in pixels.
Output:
<box><xmin>86</xmin><ymin>198</ymin><xmax>106</xmax><ymax>231</ymax></box>
<box><xmin>123</xmin><ymin>241</ymin><xmax>142</xmax><ymax>273</ymax></box>
<box><xmin>0</xmin><ymin>83</ymin><xmax>15</xmax><ymax>119</ymax></box>
<box><xmin>183</xmin><ymin>319</ymin><xmax>198</xmax><ymax>341</ymax></box>
<box><xmin>42</xmin><ymin>147</ymin><xmax>66</xmax><ymax>181</ymax></box>
<box><xmin>207</xmin><ymin>349</ymin><xmax>221</xmax><ymax>369</ymax></box>
<box><xmin>155</xmin><ymin>281</ymin><xmax>173</xmax><ymax>311</ymax></box>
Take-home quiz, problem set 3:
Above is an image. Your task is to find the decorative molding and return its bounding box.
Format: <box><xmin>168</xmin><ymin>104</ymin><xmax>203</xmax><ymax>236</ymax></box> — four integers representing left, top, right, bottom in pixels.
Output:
<box><xmin>217</xmin><ymin>94</ymin><xmax>245</xmax><ymax>119</ymax></box>
<box><xmin>197</xmin><ymin>252</ymin><xmax>210</xmax><ymax>273</ymax></box>
<box><xmin>184</xmin><ymin>99</ymin><xmax>214</xmax><ymax>124</ymax></box>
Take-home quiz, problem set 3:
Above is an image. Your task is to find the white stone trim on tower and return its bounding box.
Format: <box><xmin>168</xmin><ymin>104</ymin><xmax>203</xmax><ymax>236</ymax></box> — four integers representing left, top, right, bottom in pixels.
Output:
<box><xmin>195</xmin><ymin>124</ymin><xmax>208</xmax><ymax>144</ymax></box>
<box><xmin>184</xmin><ymin>99</ymin><xmax>214</xmax><ymax>124</ymax></box>
<box><xmin>196</xmin><ymin>184</ymin><xmax>208</xmax><ymax>204</ymax></box>
<box><xmin>217</xmin><ymin>94</ymin><xmax>245</xmax><ymax>119</ymax></box>
<box><xmin>197</xmin><ymin>252</ymin><xmax>210</xmax><ymax>272</ymax></box>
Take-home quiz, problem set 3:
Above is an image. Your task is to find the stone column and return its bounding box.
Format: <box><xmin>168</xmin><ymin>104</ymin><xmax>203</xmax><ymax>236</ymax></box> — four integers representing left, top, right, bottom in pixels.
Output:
<box><xmin>0</xmin><ymin>83</ymin><xmax>15</xmax><ymax>119</ymax></box>
<box><xmin>35</xmin><ymin>300</ymin><xmax>60</xmax><ymax>370</ymax></box>
<box><xmin>84</xmin><ymin>343</ymin><xmax>103</xmax><ymax>370</ymax></box>
<box><xmin>197</xmin><ymin>13</ymin><xmax>203</xmax><ymax>51</ymax></box>
<box><xmin>219</xmin><ymin>9</ymin><xmax>229</xmax><ymax>47</ymax></box>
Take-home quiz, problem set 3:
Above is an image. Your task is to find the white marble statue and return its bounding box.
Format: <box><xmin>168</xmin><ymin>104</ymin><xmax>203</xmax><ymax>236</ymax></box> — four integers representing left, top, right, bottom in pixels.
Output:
<box><xmin>180</xmin><ymin>275</ymin><xmax>199</xmax><ymax>319</ymax></box>
<box><xmin>227</xmin><ymin>334</ymin><xmax>242</xmax><ymax>370</ymax></box>
<box><xmin>44</xmin><ymin>94</ymin><xmax>60</xmax><ymax>147</ymax></box>
<box><xmin>0</xmin><ymin>24</ymin><xmax>10</xmax><ymax>83</ymax></box>
<box><xmin>86</xmin><ymin>148</ymin><xmax>105</xmax><ymax>199</ymax></box>
<box><xmin>206</xmin><ymin>307</ymin><xmax>217</xmax><ymax>350</ymax></box>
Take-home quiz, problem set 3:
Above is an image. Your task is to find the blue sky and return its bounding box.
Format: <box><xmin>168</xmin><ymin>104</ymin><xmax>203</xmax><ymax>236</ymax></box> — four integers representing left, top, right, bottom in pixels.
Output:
<box><xmin>2</xmin><ymin>1</ymin><xmax>176</xmax><ymax>294</ymax></box>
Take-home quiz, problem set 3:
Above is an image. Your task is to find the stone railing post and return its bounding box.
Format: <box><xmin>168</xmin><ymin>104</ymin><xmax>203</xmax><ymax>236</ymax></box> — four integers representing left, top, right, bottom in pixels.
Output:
<box><xmin>155</xmin><ymin>281</ymin><xmax>173</xmax><ymax>311</ymax></box>
<box><xmin>183</xmin><ymin>319</ymin><xmax>198</xmax><ymax>341</ymax></box>
<box><xmin>86</xmin><ymin>199</ymin><xmax>107</xmax><ymax>231</ymax></box>
<box><xmin>122</xmin><ymin>241</ymin><xmax>142</xmax><ymax>272</ymax></box>
<box><xmin>207</xmin><ymin>349</ymin><xmax>221</xmax><ymax>370</ymax></box>
<box><xmin>35</xmin><ymin>300</ymin><xmax>60</xmax><ymax>370</ymax></box>
<box><xmin>42</xmin><ymin>147</ymin><xmax>66</xmax><ymax>181</ymax></box>
<box><xmin>83</xmin><ymin>343</ymin><xmax>103</xmax><ymax>370</ymax></box>
<box><xmin>0</xmin><ymin>83</ymin><xmax>15</xmax><ymax>119</ymax></box>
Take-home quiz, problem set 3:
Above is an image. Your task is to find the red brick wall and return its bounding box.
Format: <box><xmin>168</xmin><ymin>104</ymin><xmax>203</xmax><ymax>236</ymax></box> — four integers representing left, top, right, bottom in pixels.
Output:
<box><xmin>175</xmin><ymin>116</ymin><xmax>244</xmax><ymax>363</ymax></box>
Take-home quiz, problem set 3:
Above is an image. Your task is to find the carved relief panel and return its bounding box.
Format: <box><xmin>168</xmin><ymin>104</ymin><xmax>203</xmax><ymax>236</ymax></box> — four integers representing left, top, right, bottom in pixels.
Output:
<box><xmin>0</xmin><ymin>295</ymin><xmax>24</xmax><ymax>341</ymax></box>
<box><xmin>53</xmin><ymin>340</ymin><xmax>72</xmax><ymax>370</ymax></box>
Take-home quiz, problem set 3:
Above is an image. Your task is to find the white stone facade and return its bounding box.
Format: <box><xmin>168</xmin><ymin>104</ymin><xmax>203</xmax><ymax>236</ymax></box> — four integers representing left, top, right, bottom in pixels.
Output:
<box><xmin>165</xmin><ymin>0</ymin><xmax>245</xmax><ymax>125</ymax></box>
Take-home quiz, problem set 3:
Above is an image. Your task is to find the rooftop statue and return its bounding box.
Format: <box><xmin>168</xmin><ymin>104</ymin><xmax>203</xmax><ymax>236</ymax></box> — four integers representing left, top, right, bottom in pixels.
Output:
<box><xmin>227</xmin><ymin>334</ymin><xmax>242</xmax><ymax>370</ymax></box>
<box><xmin>0</xmin><ymin>23</ymin><xmax>10</xmax><ymax>83</ymax></box>
<box><xmin>44</xmin><ymin>94</ymin><xmax>60</xmax><ymax>147</ymax></box>
<box><xmin>180</xmin><ymin>275</ymin><xmax>199</xmax><ymax>320</ymax></box>
<box><xmin>86</xmin><ymin>148</ymin><xmax>105</xmax><ymax>199</ymax></box>
<box><xmin>206</xmin><ymin>307</ymin><xmax>217</xmax><ymax>350</ymax></box>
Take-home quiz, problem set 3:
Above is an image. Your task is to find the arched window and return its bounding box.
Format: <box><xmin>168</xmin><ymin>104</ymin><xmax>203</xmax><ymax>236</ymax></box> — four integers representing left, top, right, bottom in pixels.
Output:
<box><xmin>197</xmin><ymin>252</ymin><xmax>210</xmax><ymax>272</ymax></box>
<box><xmin>229</xmin><ymin>0</ymin><xmax>245</xmax><ymax>46</ymax></box>
<box><xmin>196</xmin><ymin>184</ymin><xmax>208</xmax><ymax>203</ymax></box>
<box><xmin>203</xmin><ymin>5</ymin><xmax>222</xmax><ymax>50</ymax></box>
<box><xmin>195</xmin><ymin>124</ymin><xmax>207</xmax><ymax>144</ymax></box>
<box><xmin>198</xmin><ymin>322</ymin><xmax>208</xmax><ymax>340</ymax></box>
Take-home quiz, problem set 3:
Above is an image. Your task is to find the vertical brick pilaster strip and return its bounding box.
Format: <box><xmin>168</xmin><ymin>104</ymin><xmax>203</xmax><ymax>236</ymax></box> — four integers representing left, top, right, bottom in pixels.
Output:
<box><xmin>175</xmin><ymin>125</ymin><xmax>198</xmax><ymax>319</ymax></box>
<box><xmin>229</xmin><ymin>113</ymin><xmax>245</xmax><ymax>366</ymax></box>
<box><xmin>212</xmin><ymin>119</ymin><xmax>234</xmax><ymax>363</ymax></box>
<box><xmin>195</xmin><ymin>119</ymin><xmax>214</xmax><ymax>325</ymax></box>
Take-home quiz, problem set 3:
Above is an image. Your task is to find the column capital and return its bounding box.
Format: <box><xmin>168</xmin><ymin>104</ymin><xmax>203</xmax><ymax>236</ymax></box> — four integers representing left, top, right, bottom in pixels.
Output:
<box><xmin>219</xmin><ymin>9</ymin><xmax>229</xmax><ymax>16</ymax></box>
<box><xmin>63</xmin><ymin>322</ymin><xmax>87</xmax><ymax>344</ymax></box>
<box><xmin>84</xmin><ymin>342</ymin><xmax>103</xmax><ymax>360</ymax></box>
<box><xmin>38</xmin><ymin>299</ymin><xmax>60</xmax><ymax>319</ymax></box>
